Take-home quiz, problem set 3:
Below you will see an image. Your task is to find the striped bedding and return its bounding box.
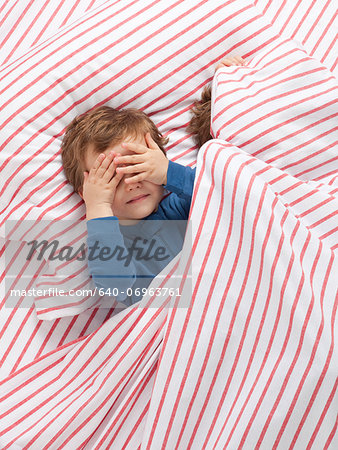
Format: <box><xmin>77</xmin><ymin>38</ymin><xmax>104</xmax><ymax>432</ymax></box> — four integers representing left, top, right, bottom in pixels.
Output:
<box><xmin>0</xmin><ymin>0</ymin><xmax>337</xmax><ymax>448</ymax></box>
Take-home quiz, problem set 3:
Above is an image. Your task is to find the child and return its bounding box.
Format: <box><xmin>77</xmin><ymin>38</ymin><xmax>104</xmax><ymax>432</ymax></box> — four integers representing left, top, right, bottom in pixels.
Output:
<box><xmin>62</xmin><ymin>107</ymin><xmax>195</xmax><ymax>306</ymax></box>
<box><xmin>61</xmin><ymin>55</ymin><xmax>246</xmax><ymax>306</ymax></box>
<box><xmin>188</xmin><ymin>54</ymin><xmax>247</xmax><ymax>147</ymax></box>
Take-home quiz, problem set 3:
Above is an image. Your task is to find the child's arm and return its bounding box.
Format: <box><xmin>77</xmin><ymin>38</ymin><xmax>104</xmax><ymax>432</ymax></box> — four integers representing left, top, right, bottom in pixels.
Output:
<box><xmin>158</xmin><ymin>160</ymin><xmax>196</xmax><ymax>220</ymax></box>
<box><xmin>164</xmin><ymin>160</ymin><xmax>195</xmax><ymax>200</ymax></box>
<box><xmin>86</xmin><ymin>216</ymin><xmax>137</xmax><ymax>302</ymax></box>
<box><xmin>82</xmin><ymin>153</ymin><xmax>138</xmax><ymax>302</ymax></box>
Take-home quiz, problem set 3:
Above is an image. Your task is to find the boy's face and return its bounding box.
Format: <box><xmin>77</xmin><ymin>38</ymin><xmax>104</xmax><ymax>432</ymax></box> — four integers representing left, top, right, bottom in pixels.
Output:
<box><xmin>84</xmin><ymin>135</ymin><xmax>164</xmax><ymax>222</ymax></box>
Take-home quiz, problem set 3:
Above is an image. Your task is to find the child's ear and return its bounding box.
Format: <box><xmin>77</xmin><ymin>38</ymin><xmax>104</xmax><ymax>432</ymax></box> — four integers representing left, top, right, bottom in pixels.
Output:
<box><xmin>78</xmin><ymin>189</ymin><xmax>83</xmax><ymax>200</ymax></box>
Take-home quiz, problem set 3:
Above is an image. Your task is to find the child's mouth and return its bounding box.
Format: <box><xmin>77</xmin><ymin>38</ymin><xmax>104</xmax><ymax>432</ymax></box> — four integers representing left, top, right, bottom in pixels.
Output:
<box><xmin>127</xmin><ymin>194</ymin><xmax>149</xmax><ymax>204</ymax></box>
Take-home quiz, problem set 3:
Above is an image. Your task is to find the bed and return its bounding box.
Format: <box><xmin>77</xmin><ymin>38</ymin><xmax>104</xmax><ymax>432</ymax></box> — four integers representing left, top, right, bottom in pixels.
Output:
<box><xmin>0</xmin><ymin>0</ymin><xmax>337</xmax><ymax>448</ymax></box>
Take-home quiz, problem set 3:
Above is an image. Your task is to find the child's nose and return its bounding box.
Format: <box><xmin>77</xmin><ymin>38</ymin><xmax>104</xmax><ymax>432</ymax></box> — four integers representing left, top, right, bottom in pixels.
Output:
<box><xmin>124</xmin><ymin>174</ymin><xmax>141</xmax><ymax>190</ymax></box>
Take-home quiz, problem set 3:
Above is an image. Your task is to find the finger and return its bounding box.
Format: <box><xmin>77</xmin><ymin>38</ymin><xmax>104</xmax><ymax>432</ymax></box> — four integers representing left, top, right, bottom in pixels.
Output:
<box><xmin>96</xmin><ymin>151</ymin><xmax>115</xmax><ymax>175</ymax></box>
<box><xmin>114</xmin><ymin>154</ymin><xmax>145</xmax><ymax>165</ymax></box>
<box><xmin>219</xmin><ymin>58</ymin><xmax>231</xmax><ymax>67</ymax></box>
<box><xmin>145</xmin><ymin>132</ymin><xmax>158</xmax><ymax>149</ymax></box>
<box><xmin>116</xmin><ymin>162</ymin><xmax>147</xmax><ymax>174</ymax></box>
<box><xmin>121</xmin><ymin>142</ymin><xmax>147</xmax><ymax>154</ymax></box>
<box><xmin>83</xmin><ymin>171</ymin><xmax>89</xmax><ymax>183</ymax></box>
<box><xmin>124</xmin><ymin>172</ymin><xmax>146</xmax><ymax>184</ymax></box>
<box><xmin>91</xmin><ymin>153</ymin><xmax>105</xmax><ymax>174</ymax></box>
<box><xmin>234</xmin><ymin>55</ymin><xmax>245</xmax><ymax>65</ymax></box>
<box><xmin>229</xmin><ymin>56</ymin><xmax>240</xmax><ymax>66</ymax></box>
<box><xmin>109</xmin><ymin>170</ymin><xmax>124</xmax><ymax>187</ymax></box>
<box><xmin>102</xmin><ymin>157</ymin><xmax>117</xmax><ymax>182</ymax></box>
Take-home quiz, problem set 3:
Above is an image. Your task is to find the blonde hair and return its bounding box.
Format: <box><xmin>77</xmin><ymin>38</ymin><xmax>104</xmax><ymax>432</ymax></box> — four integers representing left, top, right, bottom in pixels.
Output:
<box><xmin>61</xmin><ymin>106</ymin><xmax>168</xmax><ymax>193</ymax></box>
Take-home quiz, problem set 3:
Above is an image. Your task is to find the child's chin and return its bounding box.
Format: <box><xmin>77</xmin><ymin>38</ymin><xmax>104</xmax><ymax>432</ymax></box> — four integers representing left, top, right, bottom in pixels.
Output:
<box><xmin>131</xmin><ymin>204</ymin><xmax>156</xmax><ymax>219</ymax></box>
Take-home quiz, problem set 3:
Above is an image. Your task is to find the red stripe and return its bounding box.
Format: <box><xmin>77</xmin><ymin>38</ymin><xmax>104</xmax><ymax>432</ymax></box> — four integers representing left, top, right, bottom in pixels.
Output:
<box><xmin>319</xmin><ymin>225</ymin><xmax>338</xmax><ymax>242</ymax></box>
<box><xmin>295</xmin><ymin>155</ymin><xmax>338</xmax><ymax>180</ymax></box>
<box><xmin>0</xmin><ymin>259</ymin><xmax>46</xmax><ymax>369</ymax></box>
<box><xmin>313</xmin><ymin>167</ymin><xmax>338</xmax><ymax>182</ymax></box>
<box><xmin>30</xmin><ymin>0</ymin><xmax>67</xmax><ymax>48</ymax></box>
<box><xmin>86</xmin><ymin>0</ymin><xmax>97</xmax><ymax>12</ymax></box>
<box><xmin>118</xmin><ymin>3</ymin><xmax>254</xmax><ymax>111</ymax></box>
<box><xmin>174</xmin><ymin>152</ymin><xmax>250</xmax><ymax>449</ymax></box>
<box><xmin>323</xmin><ymin>385</ymin><xmax>338</xmax><ymax>449</ymax></box>
<box><xmin>88</xmin><ymin>331</ymin><xmax>162</xmax><ymax>447</ymax></box>
<box><xmin>309</xmin><ymin>371</ymin><xmax>338</xmax><ymax>450</ymax></box>
<box><xmin>0</xmin><ymin>261</ymin><xmax>176</xmax><ymax>431</ymax></box>
<box><xmin>0</xmin><ymin>0</ymin><xmax>11</xmax><ymax>16</ymax></box>
<box><xmin>262</xmin><ymin>243</ymin><xmax>331</xmax><ymax>447</ymax></box>
<box><xmin>214</xmin><ymin>43</ymin><xmax>299</xmax><ymax>107</ymax></box>
<box><xmin>0</xmin><ymin>145</ymin><xmax>61</xmax><ymax>210</ymax></box>
<box><xmin>261</xmin><ymin>0</ymin><xmax>274</xmax><ymax>16</ymax></box>
<box><xmin>279</xmin><ymin>0</ymin><xmax>302</xmax><ymax>36</ymax></box>
<box><xmin>215</xmin><ymin>67</ymin><xmax>332</xmax><ymax>139</ymax></box>
<box><xmin>290</xmin><ymin>0</ymin><xmax>316</xmax><ymax>41</ymax></box>
<box><xmin>225</xmin><ymin>84</ymin><xmax>337</xmax><ymax>149</ymax></box>
<box><xmin>0</xmin><ymin>336</ymin><xmax>83</xmax><ymax>389</ymax></box>
<box><xmin>0</xmin><ymin>166</ymin><xmax>64</xmax><ymax>227</ymax></box>
<box><xmin>245</xmin><ymin>101</ymin><xmax>338</xmax><ymax>155</ymax></box>
<box><xmin>59</xmin><ymin>0</ymin><xmax>82</xmax><ymax>29</ymax></box>
<box><xmin>322</xmin><ymin>34</ymin><xmax>337</xmax><ymax>64</ymax></box>
<box><xmin>10</xmin><ymin>319</ymin><xmax>44</xmax><ymax>374</ymax></box>
<box><xmin>281</xmin><ymin>139</ymin><xmax>338</xmax><ymax>172</ymax></box>
<box><xmin>29</xmin><ymin>304</ymin><xmax>169</xmax><ymax>447</ymax></box>
<box><xmin>0</xmin><ymin>0</ymin><xmax>156</xmax><ymax>145</ymax></box>
<box><xmin>310</xmin><ymin>11</ymin><xmax>337</xmax><ymax>58</ymax></box>
<box><xmin>0</xmin><ymin>241</ymin><xmax>41</xmax><ymax>329</ymax></box>
<box><xmin>0</xmin><ymin>306</ymin><xmax>142</xmax><ymax>428</ymax></box>
<box><xmin>221</xmin><ymin>201</ymin><xmax>291</xmax><ymax>448</ymax></box>
<box><xmin>149</xmin><ymin>147</ymin><xmax>251</xmax><ymax>448</ymax></box>
<box><xmin>0</xmin><ymin>0</ymin><xmax>19</xmax><ymax>29</ymax></box>
<box><xmin>145</xmin><ymin>143</ymin><xmax>219</xmax><ymax>448</ymax></box>
<box><xmin>0</xmin><ymin>0</ymin><xmax>123</xmax><ymax>77</ymax></box>
<box><xmin>301</xmin><ymin>198</ymin><xmax>337</xmax><ymax>221</ymax></box>
<box><xmin>272</xmin><ymin>125</ymin><xmax>338</xmax><ymax>166</ymax></box>
<box><xmin>204</xmin><ymin>173</ymin><xmax>276</xmax><ymax>447</ymax></box>
<box><xmin>1</xmin><ymin>0</ymin><xmax>50</xmax><ymax>66</ymax></box>
<box><xmin>1</xmin><ymin>2</ymin><xmax>236</xmax><ymax>221</ymax></box>
<box><xmin>236</xmin><ymin>229</ymin><xmax>313</xmax><ymax>447</ymax></box>
<box><xmin>270</xmin><ymin>0</ymin><xmax>288</xmax><ymax>27</ymax></box>
<box><xmin>0</xmin><ymin>0</ymin><xmax>35</xmax><ymax>57</ymax></box>
<box><xmin>187</xmin><ymin>163</ymin><xmax>270</xmax><ymax>449</ymax></box>
<box><xmin>34</xmin><ymin>319</ymin><xmax>63</xmax><ymax>360</ymax></box>
<box><xmin>331</xmin><ymin>56</ymin><xmax>338</xmax><ymax>72</ymax></box>
<box><xmin>303</xmin><ymin>0</ymin><xmax>331</xmax><ymax>45</ymax></box>
<box><xmin>288</xmin><ymin>263</ymin><xmax>337</xmax><ymax>449</ymax></box>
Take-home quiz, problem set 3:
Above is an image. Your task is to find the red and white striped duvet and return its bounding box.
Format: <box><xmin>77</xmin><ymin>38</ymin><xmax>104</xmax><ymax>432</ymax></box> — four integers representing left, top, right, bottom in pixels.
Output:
<box><xmin>0</xmin><ymin>0</ymin><xmax>337</xmax><ymax>448</ymax></box>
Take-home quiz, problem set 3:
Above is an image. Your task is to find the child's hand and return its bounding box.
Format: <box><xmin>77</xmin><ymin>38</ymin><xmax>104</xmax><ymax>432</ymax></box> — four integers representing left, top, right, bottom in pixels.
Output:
<box><xmin>82</xmin><ymin>151</ymin><xmax>123</xmax><ymax>220</ymax></box>
<box><xmin>114</xmin><ymin>133</ymin><xmax>169</xmax><ymax>185</ymax></box>
<box><xmin>215</xmin><ymin>55</ymin><xmax>247</xmax><ymax>71</ymax></box>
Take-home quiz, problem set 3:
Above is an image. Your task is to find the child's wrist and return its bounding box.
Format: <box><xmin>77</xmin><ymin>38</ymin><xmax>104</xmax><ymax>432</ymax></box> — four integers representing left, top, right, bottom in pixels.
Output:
<box><xmin>161</xmin><ymin>159</ymin><xmax>169</xmax><ymax>185</ymax></box>
<box><xmin>86</xmin><ymin>205</ymin><xmax>114</xmax><ymax>221</ymax></box>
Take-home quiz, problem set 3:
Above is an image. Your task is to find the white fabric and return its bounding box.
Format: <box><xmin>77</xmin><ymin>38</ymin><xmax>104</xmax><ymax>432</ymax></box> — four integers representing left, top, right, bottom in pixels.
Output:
<box><xmin>212</xmin><ymin>38</ymin><xmax>338</xmax><ymax>182</ymax></box>
<box><xmin>0</xmin><ymin>140</ymin><xmax>337</xmax><ymax>448</ymax></box>
<box><xmin>1</xmin><ymin>0</ymin><xmax>279</xmax><ymax>232</ymax></box>
<box><xmin>0</xmin><ymin>0</ymin><xmax>337</xmax><ymax>448</ymax></box>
